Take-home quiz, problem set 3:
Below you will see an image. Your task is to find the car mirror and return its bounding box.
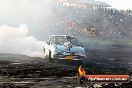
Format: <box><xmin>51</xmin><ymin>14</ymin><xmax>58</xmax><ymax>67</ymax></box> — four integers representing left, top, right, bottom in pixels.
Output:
<box><xmin>46</xmin><ymin>41</ymin><xmax>50</xmax><ymax>45</ymax></box>
<box><xmin>80</xmin><ymin>44</ymin><xmax>83</xmax><ymax>47</ymax></box>
<box><xmin>80</xmin><ymin>42</ymin><xmax>84</xmax><ymax>47</ymax></box>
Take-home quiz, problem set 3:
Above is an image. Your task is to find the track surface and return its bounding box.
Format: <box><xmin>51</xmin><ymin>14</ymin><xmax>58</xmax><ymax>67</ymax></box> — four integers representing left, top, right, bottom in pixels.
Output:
<box><xmin>0</xmin><ymin>45</ymin><xmax>132</xmax><ymax>87</ymax></box>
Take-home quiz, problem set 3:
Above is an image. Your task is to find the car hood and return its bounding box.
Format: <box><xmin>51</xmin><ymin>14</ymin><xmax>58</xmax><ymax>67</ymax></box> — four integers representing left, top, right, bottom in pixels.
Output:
<box><xmin>54</xmin><ymin>44</ymin><xmax>85</xmax><ymax>53</ymax></box>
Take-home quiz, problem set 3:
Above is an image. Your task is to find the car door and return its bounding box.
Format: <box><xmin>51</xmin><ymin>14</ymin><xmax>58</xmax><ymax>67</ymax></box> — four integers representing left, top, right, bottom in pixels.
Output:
<box><xmin>45</xmin><ymin>37</ymin><xmax>54</xmax><ymax>56</ymax></box>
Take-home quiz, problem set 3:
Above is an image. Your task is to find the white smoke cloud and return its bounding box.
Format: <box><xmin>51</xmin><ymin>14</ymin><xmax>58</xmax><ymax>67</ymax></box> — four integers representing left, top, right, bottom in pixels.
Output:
<box><xmin>0</xmin><ymin>24</ymin><xmax>43</xmax><ymax>57</ymax></box>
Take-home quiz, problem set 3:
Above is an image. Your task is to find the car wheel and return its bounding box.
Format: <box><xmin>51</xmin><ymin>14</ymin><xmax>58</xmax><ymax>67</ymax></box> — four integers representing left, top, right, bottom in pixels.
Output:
<box><xmin>48</xmin><ymin>50</ymin><xmax>53</xmax><ymax>62</ymax></box>
<box><xmin>43</xmin><ymin>47</ymin><xmax>46</xmax><ymax>58</ymax></box>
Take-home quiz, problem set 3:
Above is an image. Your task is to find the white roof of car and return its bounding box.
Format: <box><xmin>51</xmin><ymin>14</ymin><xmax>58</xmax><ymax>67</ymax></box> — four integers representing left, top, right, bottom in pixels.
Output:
<box><xmin>52</xmin><ymin>35</ymin><xmax>73</xmax><ymax>37</ymax></box>
<box><xmin>52</xmin><ymin>35</ymin><xmax>66</xmax><ymax>37</ymax></box>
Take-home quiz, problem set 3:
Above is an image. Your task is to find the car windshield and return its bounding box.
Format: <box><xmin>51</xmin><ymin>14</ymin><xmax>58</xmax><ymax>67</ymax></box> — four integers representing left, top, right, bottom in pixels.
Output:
<box><xmin>66</xmin><ymin>37</ymin><xmax>80</xmax><ymax>46</ymax></box>
<box><xmin>51</xmin><ymin>36</ymin><xmax>80</xmax><ymax>46</ymax></box>
<box><xmin>51</xmin><ymin>36</ymin><xmax>66</xmax><ymax>45</ymax></box>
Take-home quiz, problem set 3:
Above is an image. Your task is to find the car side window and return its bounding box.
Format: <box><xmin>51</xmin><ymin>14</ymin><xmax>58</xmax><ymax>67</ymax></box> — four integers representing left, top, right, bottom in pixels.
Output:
<box><xmin>49</xmin><ymin>37</ymin><xmax>53</xmax><ymax>44</ymax></box>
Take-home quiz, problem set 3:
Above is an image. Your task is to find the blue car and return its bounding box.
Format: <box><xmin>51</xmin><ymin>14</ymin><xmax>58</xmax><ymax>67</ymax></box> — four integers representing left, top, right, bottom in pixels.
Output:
<box><xmin>43</xmin><ymin>35</ymin><xmax>86</xmax><ymax>65</ymax></box>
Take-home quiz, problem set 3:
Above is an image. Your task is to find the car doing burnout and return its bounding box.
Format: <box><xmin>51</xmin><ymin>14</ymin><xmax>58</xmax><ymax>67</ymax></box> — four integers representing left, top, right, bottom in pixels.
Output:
<box><xmin>43</xmin><ymin>35</ymin><xmax>86</xmax><ymax>65</ymax></box>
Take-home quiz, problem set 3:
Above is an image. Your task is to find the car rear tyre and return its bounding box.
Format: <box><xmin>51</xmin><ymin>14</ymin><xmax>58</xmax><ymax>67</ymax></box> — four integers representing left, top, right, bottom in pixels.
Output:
<box><xmin>43</xmin><ymin>47</ymin><xmax>46</xmax><ymax>58</ymax></box>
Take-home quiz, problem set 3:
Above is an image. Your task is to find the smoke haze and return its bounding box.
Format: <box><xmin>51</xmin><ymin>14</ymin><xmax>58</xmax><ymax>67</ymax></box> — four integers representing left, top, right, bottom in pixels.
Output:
<box><xmin>0</xmin><ymin>0</ymin><xmax>132</xmax><ymax>57</ymax></box>
<box><xmin>0</xmin><ymin>24</ymin><xmax>43</xmax><ymax>57</ymax></box>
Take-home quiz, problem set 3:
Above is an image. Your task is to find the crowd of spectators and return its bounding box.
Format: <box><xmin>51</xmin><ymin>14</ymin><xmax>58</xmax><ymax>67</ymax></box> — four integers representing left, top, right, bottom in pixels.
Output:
<box><xmin>43</xmin><ymin>1</ymin><xmax>132</xmax><ymax>40</ymax></box>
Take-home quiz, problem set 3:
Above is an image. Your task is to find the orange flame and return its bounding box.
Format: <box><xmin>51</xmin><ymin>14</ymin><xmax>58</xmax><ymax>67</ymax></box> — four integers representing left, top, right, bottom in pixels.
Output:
<box><xmin>78</xmin><ymin>66</ymin><xmax>86</xmax><ymax>76</ymax></box>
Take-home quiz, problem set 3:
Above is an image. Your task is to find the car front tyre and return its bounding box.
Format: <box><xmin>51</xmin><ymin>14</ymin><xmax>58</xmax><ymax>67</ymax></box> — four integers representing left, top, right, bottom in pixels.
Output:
<box><xmin>48</xmin><ymin>50</ymin><xmax>53</xmax><ymax>62</ymax></box>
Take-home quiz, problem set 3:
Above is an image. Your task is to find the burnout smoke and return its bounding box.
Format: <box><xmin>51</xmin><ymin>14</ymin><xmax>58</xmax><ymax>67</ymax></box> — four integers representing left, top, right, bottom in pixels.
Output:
<box><xmin>0</xmin><ymin>24</ymin><xmax>43</xmax><ymax>57</ymax></box>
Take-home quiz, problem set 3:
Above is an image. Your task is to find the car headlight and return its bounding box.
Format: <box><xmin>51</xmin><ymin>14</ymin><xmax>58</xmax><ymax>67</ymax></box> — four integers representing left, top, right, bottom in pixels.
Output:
<box><xmin>76</xmin><ymin>52</ymin><xmax>86</xmax><ymax>56</ymax></box>
<box><xmin>55</xmin><ymin>50</ymin><xmax>64</xmax><ymax>55</ymax></box>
